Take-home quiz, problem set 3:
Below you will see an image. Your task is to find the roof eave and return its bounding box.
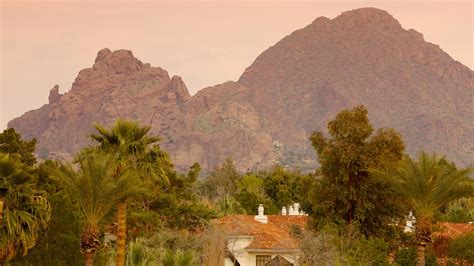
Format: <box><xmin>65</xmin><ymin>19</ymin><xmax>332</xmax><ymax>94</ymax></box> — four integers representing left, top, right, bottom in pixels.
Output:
<box><xmin>244</xmin><ymin>248</ymin><xmax>301</xmax><ymax>253</ymax></box>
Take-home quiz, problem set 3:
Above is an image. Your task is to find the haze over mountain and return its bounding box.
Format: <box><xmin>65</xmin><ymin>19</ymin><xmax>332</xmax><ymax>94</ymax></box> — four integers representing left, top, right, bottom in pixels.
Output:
<box><xmin>8</xmin><ymin>8</ymin><xmax>473</xmax><ymax>171</ymax></box>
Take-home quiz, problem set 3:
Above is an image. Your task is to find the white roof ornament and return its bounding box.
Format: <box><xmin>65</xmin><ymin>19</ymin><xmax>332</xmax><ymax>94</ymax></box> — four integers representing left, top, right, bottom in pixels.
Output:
<box><xmin>254</xmin><ymin>204</ymin><xmax>268</xmax><ymax>224</ymax></box>
<box><xmin>286</xmin><ymin>203</ymin><xmax>307</xmax><ymax>216</ymax></box>
<box><xmin>404</xmin><ymin>210</ymin><xmax>416</xmax><ymax>233</ymax></box>
<box><xmin>294</xmin><ymin>203</ymin><xmax>300</xmax><ymax>214</ymax></box>
<box><xmin>288</xmin><ymin>206</ymin><xmax>295</xmax><ymax>215</ymax></box>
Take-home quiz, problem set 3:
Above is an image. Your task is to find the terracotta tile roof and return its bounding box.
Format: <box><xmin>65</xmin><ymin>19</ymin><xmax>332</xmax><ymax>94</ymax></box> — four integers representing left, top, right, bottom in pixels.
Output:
<box><xmin>434</xmin><ymin>222</ymin><xmax>474</xmax><ymax>239</ymax></box>
<box><xmin>216</xmin><ymin>215</ymin><xmax>308</xmax><ymax>250</ymax></box>
<box><xmin>432</xmin><ymin>222</ymin><xmax>473</xmax><ymax>258</ymax></box>
<box><xmin>268</xmin><ymin>215</ymin><xmax>307</xmax><ymax>231</ymax></box>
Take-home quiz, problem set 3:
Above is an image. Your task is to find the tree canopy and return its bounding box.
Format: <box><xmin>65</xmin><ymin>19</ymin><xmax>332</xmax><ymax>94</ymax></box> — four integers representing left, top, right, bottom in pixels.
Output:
<box><xmin>0</xmin><ymin>128</ymin><xmax>37</xmax><ymax>167</ymax></box>
<box><xmin>371</xmin><ymin>152</ymin><xmax>474</xmax><ymax>265</ymax></box>
<box><xmin>0</xmin><ymin>153</ymin><xmax>50</xmax><ymax>262</ymax></box>
<box><xmin>307</xmin><ymin>105</ymin><xmax>406</xmax><ymax>237</ymax></box>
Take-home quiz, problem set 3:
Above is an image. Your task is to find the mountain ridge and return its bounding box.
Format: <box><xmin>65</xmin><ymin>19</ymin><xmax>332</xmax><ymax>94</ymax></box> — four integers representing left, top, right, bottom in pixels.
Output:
<box><xmin>8</xmin><ymin>7</ymin><xmax>473</xmax><ymax>170</ymax></box>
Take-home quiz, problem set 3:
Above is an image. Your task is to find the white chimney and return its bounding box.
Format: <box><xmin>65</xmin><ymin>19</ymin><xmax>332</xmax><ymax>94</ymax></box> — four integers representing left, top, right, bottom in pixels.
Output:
<box><xmin>404</xmin><ymin>210</ymin><xmax>416</xmax><ymax>233</ymax></box>
<box><xmin>288</xmin><ymin>206</ymin><xmax>295</xmax><ymax>215</ymax></box>
<box><xmin>294</xmin><ymin>203</ymin><xmax>300</xmax><ymax>214</ymax></box>
<box><xmin>254</xmin><ymin>204</ymin><xmax>268</xmax><ymax>223</ymax></box>
<box><xmin>282</xmin><ymin>206</ymin><xmax>287</xmax><ymax>215</ymax></box>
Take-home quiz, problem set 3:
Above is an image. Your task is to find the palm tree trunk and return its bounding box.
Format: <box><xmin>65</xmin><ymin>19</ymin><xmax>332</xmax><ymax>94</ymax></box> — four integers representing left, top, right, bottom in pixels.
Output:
<box><xmin>417</xmin><ymin>244</ymin><xmax>425</xmax><ymax>266</ymax></box>
<box><xmin>0</xmin><ymin>200</ymin><xmax>5</xmax><ymax>266</ymax></box>
<box><xmin>415</xmin><ymin>216</ymin><xmax>432</xmax><ymax>266</ymax></box>
<box><xmin>85</xmin><ymin>252</ymin><xmax>94</xmax><ymax>266</ymax></box>
<box><xmin>80</xmin><ymin>225</ymin><xmax>100</xmax><ymax>266</ymax></box>
<box><xmin>0</xmin><ymin>200</ymin><xmax>4</xmax><ymax>226</ymax></box>
<box><xmin>116</xmin><ymin>201</ymin><xmax>127</xmax><ymax>266</ymax></box>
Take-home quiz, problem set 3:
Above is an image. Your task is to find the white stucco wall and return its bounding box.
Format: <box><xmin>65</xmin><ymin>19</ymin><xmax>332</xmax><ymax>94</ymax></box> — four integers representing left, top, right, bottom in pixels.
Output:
<box><xmin>227</xmin><ymin>236</ymin><xmax>253</xmax><ymax>265</ymax></box>
<box><xmin>225</xmin><ymin>258</ymin><xmax>236</xmax><ymax>266</ymax></box>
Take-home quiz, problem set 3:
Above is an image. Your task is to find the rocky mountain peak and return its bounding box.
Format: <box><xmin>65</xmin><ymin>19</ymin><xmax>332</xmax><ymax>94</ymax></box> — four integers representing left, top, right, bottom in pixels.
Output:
<box><xmin>92</xmin><ymin>48</ymin><xmax>144</xmax><ymax>74</ymax></box>
<box><xmin>333</xmin><ymin>7</ymin><xmax>402</xmax><ymax>30</ymax></box>
<box><xmin>95</xmin><ymin>48</ymin><xmax>112</xmax><ymax>63</ymax></box>
<box><xmin>238</xmin><ymin>8</ymin><xmax>473</xmax><ymax>167</ymax></box>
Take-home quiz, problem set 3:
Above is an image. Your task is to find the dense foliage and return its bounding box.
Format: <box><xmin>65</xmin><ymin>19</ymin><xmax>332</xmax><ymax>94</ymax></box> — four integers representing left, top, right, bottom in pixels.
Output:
<box><xmin>13</xmin><ymin>160</ymin><xmax>83</xmax><ymax>265</ymax></box>
<box><xmin>372</xmin><ymin>152</ymin><xmax>474</xmax><ymax>265</ymax></box>
<box><xmin>2</xmin><ymin>107</ymin><xmax>473</xmax><ymax>265</ymax></box>
<box><xmin>447</xmin><ymin>232</ymin><xmax>474</xmax><ymax>264</ymax></box>
<box><xmin>307</xmin><ymin>105</ymin><xmax>406</xmax><ymax>237</ymax></box>
<box><xmin>0</xmin><ymin>154</ymin><xmax>50</xmax><ymax>262</ymax></box>
<box><xmin>0</xmin><ymin>128</ymin><xmax>37</xmax><ymax>166</ymax></box>
<box><xmin>199</xmin><ymin>160</ymin><xmax>313</xmax><ymax>216</ymax></box>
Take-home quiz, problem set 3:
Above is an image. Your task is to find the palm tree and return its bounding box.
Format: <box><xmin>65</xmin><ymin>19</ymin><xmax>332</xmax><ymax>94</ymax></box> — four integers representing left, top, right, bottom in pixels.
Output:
<box><xmin>55</xmin><ymin>152</ymin><xmax>139</xmax><ymax>266</ymax></box>
<box><xmin>126</xmin><ymin>237</ymin><xmax>158</xmax><ymax>266</ymax></box>
<box><xmin>90</xmin><ymin>119</ymin><xmax>169</xmax><ymax>266</ymax></box>
<box><xmin>162</xmin><ymin>249</ymin><xmax>196</xmax><ymax>266</ymax></box>
<box><xmin>372</xmin><ymin>152</ymin><xmax>474</xmax><ymax>266</ymax></box>
<box><xmin>0</xmin><ymin>153</ymin><xmax>51</xmax><ymax>263</ymax></box>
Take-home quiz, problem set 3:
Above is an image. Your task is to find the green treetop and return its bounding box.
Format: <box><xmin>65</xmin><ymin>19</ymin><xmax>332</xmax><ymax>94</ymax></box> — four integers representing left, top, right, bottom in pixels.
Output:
<box><xmin>308</xmin><ymin>105</ymin><xmax>405</xmax><ymax>237</ymax></box>
<box><xmin>0</xmin><ymin>128</ymin><xmax>37</xmax><ymax>167</ymax></box>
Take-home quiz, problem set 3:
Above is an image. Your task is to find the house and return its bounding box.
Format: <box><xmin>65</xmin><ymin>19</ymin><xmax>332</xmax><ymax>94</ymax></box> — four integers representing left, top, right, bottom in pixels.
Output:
<box><xmin>432</xmin><ymin>222</ymin><xmax>474</xmax><ymax>262</ymax></box>
<box><xmin>402</xmin><ymin>212</ymin><xmax>474</xmax><ymax>263</ymax></box>
<box><xmin>216</xmin><ymin>204</ymin><xmax>307</xmax><ymax>266</ymax></box>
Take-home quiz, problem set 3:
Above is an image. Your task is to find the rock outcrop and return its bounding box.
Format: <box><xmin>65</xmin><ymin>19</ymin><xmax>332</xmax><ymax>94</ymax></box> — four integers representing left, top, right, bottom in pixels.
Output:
<box><xmin>48</xmin><ymin>85</ymin><xmax>62</xmax><ymax>104</ymax></box>
<box><xmin>8</xmin><ymin>8</ymin><xmax>473</xmax><ymax>171</ymax></box>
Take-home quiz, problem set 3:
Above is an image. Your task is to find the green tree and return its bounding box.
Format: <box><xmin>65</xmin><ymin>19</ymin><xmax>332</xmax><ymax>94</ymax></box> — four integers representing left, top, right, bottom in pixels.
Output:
<box><xmin>12</xmin><ymin>160</ymin><xmax>83</xmax><ymax>265</ymax></box>
<box><xmin>308</xmin><ymin>105</ymin><xmax>405</xmax><ymax>237</ymax></box>
<box><xmin>90</xmin><ymin>119</ymin><xmax>170</xmax><ymax>266</ymax></box>
<box><xmin>394</xmin><ymin>247</ymin><xmax>437</xmax><ymax>266</ymax></box>
<box><xmin>126</xmin><ymin>238</ymin><xmax>158</xmax><ymax>266</ymax></box>
<box><xmin>0</xmin><ymin>129</ymin><xmax>37</xmax><ymax>167</ymax></box>
<box><xmin>261</xmin><ymin>166</ymin><xmax>310</xmax><ymax>213</ymax></box>
<box><xmin>215</xmin><ymin>196</ymin><xmax>246</xmax><ymax>216</ymax></box>
<box><xmin>143</xmin><ymin>163</ymin><xmax>215</xmax><ymax>231</ymax></box>
<box><xmin>162</xmin><ymin>249</ymin><xmax>197</xmax><ymax>266</ymax></box>
<box><xmin>298</xmin><ymin>224</ymin><xmax>390</xmax><ymax>265</ymax></box>
<box><xmin>55</xmin><ymin>152</ymin><xmax>139</xmax><ymax>266</ymax></box>
<box><xmin>439</xmin><ymin>197</ymin><xmax>474</xmax><ymax>223</ymax></box>
<box><xmin>447</xmin><ymin>232</ymin><xmax>474</xmax><ymax>264</ymax></box>
<box><xmin>0</xmin><ymin>154</ymin><xmax>51</xmax><ymax>263</ymax></box>
<box><xmin>372</xmin><ymin>152</ymin><xmax>474</xmax><ymax>266</ymax></box>
<box><xmin>234</xmin><ymin>174</ymin><xmax>265</xmax><ymax>214</ymax></box>
<box><xmin>200</xmin><ymin>158</ymin><xmax>241</xmax><ymax>201</ymax></box>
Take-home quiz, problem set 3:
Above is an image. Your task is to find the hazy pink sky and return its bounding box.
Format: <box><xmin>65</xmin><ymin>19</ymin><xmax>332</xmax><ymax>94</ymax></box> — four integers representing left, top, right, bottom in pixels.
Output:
<box><xmin>1</xmin><ymin>0</ymin><xmax>472</xmax><ymax>130</ymax></box>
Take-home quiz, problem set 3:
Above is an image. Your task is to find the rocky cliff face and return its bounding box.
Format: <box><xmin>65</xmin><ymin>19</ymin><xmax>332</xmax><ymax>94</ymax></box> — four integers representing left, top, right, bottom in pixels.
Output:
<box><xmin>9</xmin><ymin>48</ymin><xmax>194</xmax><ymax>165</ymax></box>
<box><xmin>9</xmin><ymin>49</ymin><xmax>279</xmax><ymax>171</ymax></box>
<box><xmin>8</xmin><ymin>8</ymin><xmax>473</xmax><ymax>171</ymax></box>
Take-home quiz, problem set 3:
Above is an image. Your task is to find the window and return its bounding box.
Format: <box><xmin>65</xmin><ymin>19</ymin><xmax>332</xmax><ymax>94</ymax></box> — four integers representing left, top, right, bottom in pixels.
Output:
<box><xmin>256</xmin><ymin>255</ymin><xmax>271</xmax><ymax>266</ymax></box>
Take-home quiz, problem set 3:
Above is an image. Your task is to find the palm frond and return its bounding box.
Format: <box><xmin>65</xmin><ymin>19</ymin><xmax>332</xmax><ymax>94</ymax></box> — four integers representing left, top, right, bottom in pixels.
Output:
<box><xmin>0</xmin><ymin>153</ymin><xmax>51</xmax><ymax>258</ymax></box>
<box><xmin>371</xmin><ymin>151</ymin><xmax>474</xmax><ymax>218</ymax></box>
<box><xmin>54</xmin><ymin>152</ymin><xmax>140</xmax><ymax>227</ymax></box>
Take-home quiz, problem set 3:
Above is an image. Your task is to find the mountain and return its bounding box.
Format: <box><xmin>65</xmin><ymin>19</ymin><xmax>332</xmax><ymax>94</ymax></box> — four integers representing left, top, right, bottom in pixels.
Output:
<box><xmin>8</xmin><ymin>8</ymin><xmax>473</xmax><ymax>171</ymax></box>
<box><xmin>237</xmin><ymin>7</ymin><xmax>473</xmax><ymax>167</ymax></box>
<box><xmin>8</xmin><ymin>49</ymin><xmax>278</xmax><ymax>171</ymax></box>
